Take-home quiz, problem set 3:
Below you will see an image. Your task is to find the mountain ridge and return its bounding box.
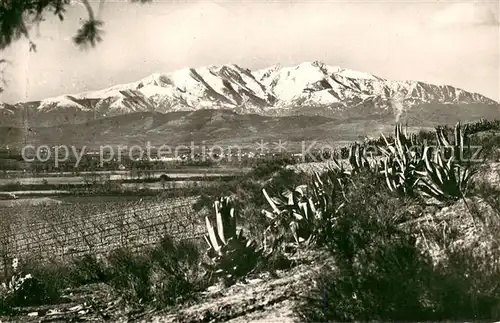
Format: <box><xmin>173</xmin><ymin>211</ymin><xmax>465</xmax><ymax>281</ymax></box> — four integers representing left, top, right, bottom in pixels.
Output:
<box><xmin>1</xmin><ymin>60</ymin><xmax>497</xmax><ymax>128</ymax></box>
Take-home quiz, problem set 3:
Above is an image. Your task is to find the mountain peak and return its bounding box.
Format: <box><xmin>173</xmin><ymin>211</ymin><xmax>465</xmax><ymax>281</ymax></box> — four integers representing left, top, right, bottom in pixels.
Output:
<box><xmin>311</xmin><ymin>60</ymin><xmax>327</xmax><ymax>68</ymax></box>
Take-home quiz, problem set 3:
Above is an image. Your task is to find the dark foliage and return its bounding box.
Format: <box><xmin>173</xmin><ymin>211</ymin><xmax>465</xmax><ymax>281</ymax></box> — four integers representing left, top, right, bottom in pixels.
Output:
<box><xmin>0</xmin><ymin>258</ymin><xmax>67</xmax><ymax>310</ymax></box>
<box><xmin>0</xmin><ymin>0</ymin><xmax>70</xmax><ymax>50</ymax></box>
<box><xmin>73</xmin><ymin>19</ymin><xmax>104</xmax><ymax>49</ymax></box>
<box><xmin>148</xmin><ymin>236</ymin><xmax>205</xmax><ymax>306</ymax></box>
<box><xmin>296</xmin><ymin>170</ymin><xmax>500</xmax><ymax>321</ymax></box>
<box><xmin>69</xmin><ymin>254</ymin><xmax>109</xmax><ymax>286</ymax></box>
<box><xmin>105</xmin><ymin>248</ymin><xmax>152</xmax><ymax>303</ymax></box>
<box><xmin>0</xmin><ymin>0</ymin><xmax>155</xmax><ymax>51</ymax></box>
<box><xmin>104</xmin><ymin>235</ymin><xmax>205</xmax><ymax>306</ymax></box>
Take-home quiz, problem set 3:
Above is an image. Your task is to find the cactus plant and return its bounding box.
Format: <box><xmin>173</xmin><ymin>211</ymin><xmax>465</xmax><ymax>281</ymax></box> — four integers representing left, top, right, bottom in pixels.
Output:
<box><xmin>435</xmin><ymin>121</ymin><xmax>481</xmax><ymax>164</ymax></box>
<box><xmin>204</xmin><ymin>197</ymin><xmax>237</xmax><ymax>256</ymax></box>
<box><xmin>262</xmin><ymin>185</ymin><xmax>315</xmax><ymax>246</ymax></box>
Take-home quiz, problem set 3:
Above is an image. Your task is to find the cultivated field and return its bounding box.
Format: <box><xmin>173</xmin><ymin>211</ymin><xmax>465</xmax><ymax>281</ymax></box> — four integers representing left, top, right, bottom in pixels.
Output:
<box><xmin>0</xmin><ymin>195</ymin><xmax>205</xmax><ymax>273</ymax></box>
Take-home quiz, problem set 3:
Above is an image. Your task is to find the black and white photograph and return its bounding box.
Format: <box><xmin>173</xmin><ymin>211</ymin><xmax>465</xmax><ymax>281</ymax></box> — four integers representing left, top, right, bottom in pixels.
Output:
<box><xmin>0</xmin><ymin>0</ymin><xmax>499</xmax><ymax>321</ymax></box>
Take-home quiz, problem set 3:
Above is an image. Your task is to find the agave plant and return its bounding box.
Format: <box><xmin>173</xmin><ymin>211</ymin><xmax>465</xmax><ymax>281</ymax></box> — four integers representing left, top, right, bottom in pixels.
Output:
<box><xmin>417</xmin><ymin>147</ymin><xmax>477</xmax><ymax>202</ymax></box>
<box><xmin>348</xmin><ymin>143</ymin><xmax>376</xmax><ymax>173</ymax></box>
<box><xmin>382</xmin><ymin>156</ymin><xmax>421</xmax><ymax>196</ymax></box>
<box><xmin>203</xmin><ymin>197</ymin><xmax>265</xmax><ymax>286</ymax></box>
<box><xmin>0</xmin><ymin>258</ymin><xmax>33</xmax><ymax>294</ymax></box>
<box><xmin>435</xmin><ymin>121</ymin><xmax>481</xmax><ymax>164</ymax></box>
<box><xmin>414</xmin><ymin>122</ymin><xmax>479</xmax><ymax>202</ymax></box>
<box><xmin>262</xmin><ymin>170</ymin><xmax>346</xmax><ymax>249</ymax></box>
<box><xmin>327</xmin><ymin>156</ymin><xmax>350</xmax><ymax>175</ymax></box>
<box><xmin>204</xmin><ymin>197</ymin><xmax>237</xmax><ymax>256</ymax></box>
<box><xmin>262</xmin><ymin>185</ymin><xmax>315</xmax><ymax>247</ymax></box>
<box><xmin>323</xmin><ymin>158</ymin><xmax>352</xmax><ymax>193</ymax></box>
<box><xmin>379</xmin><ymin>124</ymin><xmax>425</xmax><ymax>196</ymax></box>
<box><xmin>0</xmin><ymin>257</ymin><xmax>37</xmax><ymax>311</ymax></box>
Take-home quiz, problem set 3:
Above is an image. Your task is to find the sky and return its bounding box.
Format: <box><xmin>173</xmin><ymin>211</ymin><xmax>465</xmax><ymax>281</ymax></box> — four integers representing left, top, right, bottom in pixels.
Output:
<box><xmin>0</xmin><ymin>0</ymin><xmax>499</xmax><ymax>103</ymax></box>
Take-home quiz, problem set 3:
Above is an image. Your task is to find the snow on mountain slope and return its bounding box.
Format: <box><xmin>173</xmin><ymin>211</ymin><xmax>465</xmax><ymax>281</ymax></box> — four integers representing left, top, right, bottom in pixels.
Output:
<box><xmin>37</xmin><ymin>95</ymin><xmax>91</xmax><ymax>112</ymax></box>
<box><xmin>256</xmin><ymin>61</ymin><xmax>497</xmax><ymax>109</ymax></box>
<box><xmin>260</xmin><ymin>62</ymin><xmax>341</xmax><ymax>103</ymax></box>
<box><xmin>72</xmin><ymin>64</ymin><xmax>274</xmax><ymax>114</ymax></box>
<box><xmin>7</xmin><ymin>61</ymin><xmax>498</xmax><ymax>124</ymax></box>
<box><xmin>336</xmin><ymin>67</ymin><xmax>381</xmax><ymax>80</ymax></box>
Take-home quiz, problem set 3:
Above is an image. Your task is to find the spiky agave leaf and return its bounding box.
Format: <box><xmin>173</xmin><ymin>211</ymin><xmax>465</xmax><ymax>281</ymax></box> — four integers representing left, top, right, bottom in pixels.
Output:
<box><xmin>327</xmin><ymin>157</ymin><xmax>349</xmax><ymax>175</ymax></box>
<box><xmin>436</xmin><ymin>127</ymin><xmax>451</xmax><ymax>148</ymax></box>
<box><xmin>217</xmin><ymin>197</ymin><xmax>237</xmax><ymax>244</ymax></box>
<box><xmin>394</xmin><ymin>124</ymin><xmax>407</xmax><ymax>162</ymax></box>
<box><xmin>205</xmin><ymin>216</ymin><xmax>222</xmax><ymax>254</ymax></box>
<box><xmin>348</xmin><ymin>144</ymin><xmax>362</xmax><ymax>171</ymax></box>
<box><xmin>205</xmin><ymin>197</ymin><xmax>239</xmax><ymax>255</ymax></box>
<box><xmin>214</xmin><ymin>200</ymin><xmax>225</xmax><ymax>244</ymax></box>
<box><xmin>263</xmin><ymin>188</ymin><xmax>280</xmax><ymax>213</ymax></box>
<box><xmin>383</xmin><ymin>158</ymin><xmax>396</xmax><ymax>192</ymax></box>
<box><xmin>379</xmin><ymin>124</ymin><xmax>426</xmax><ymax>196</ymax></box>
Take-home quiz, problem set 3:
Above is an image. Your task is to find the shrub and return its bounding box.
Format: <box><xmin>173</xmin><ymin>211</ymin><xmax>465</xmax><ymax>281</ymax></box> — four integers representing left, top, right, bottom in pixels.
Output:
<box><xmin>295</xmin><ymin>171</ymin><xmax>500</xmax><ymax>321</ymax></box>
<box><xmin>148</xmin><ymin>236</ymin><xmax>206</xmax><ymax>306</ymax></box>
<box><xmin>69</xmin><ymin>254</ymin><xmax>109</xmax><ymax>286</ymax></box>
<box><xmin>105</xmin><ymin>247</ymin><xmax>155</xmax><ymax>304</ymax></box>
<box><xmin>427</xmin><ymin>248</ymin><xmax>500</xmax><ymax>320</ymax></box>
<box><xmin>0</xmin><ymin>258</ymin><xmax>63</xmax><ymax>312</ymax></box>
<box><xmin>473</xmin><ymin>181</ymin><xmax>500</xmax><ymax>216</ymax></box>
<box><xmin>105</xmin><ymin>235</ymin><xmax>205</xmax><ymax>307</ymax></box>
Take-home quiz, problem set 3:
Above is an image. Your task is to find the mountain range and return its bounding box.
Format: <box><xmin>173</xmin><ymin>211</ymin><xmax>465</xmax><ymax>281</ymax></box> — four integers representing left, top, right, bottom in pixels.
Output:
<box><xmin>1</xmin><ymin>61</ymin><xmax>498</xmax><ymax>147</ymax></box>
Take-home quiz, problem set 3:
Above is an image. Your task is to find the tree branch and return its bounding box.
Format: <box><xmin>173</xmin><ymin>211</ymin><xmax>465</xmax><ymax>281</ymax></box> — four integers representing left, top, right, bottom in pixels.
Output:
<box><xmin>81</xmin><ymin>0</ymin><xmax>96</xmax><ymax>21</ymax></box>
<box><xmin>73</xmin><ymin>0</ymin><xmax>104</xmax><ymax>49</ymax></box>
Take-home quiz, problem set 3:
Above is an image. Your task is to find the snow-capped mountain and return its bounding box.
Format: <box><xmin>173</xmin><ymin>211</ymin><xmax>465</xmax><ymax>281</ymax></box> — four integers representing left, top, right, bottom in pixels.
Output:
<box><xmin>66</xmin><ymin>64</ymin><xmax>272</xmax><ymax>115</ymax></box>
<box><xmin>4</xmin><ymin>61</ymin><xmax>498</xmax><ymax>127</ymax></box>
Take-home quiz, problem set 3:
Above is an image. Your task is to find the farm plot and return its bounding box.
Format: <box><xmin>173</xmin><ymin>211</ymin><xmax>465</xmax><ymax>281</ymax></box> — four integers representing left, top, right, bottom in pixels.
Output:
<box><xmin>0</xmin><ymin>196</ymin><xmax>205</xmax><ymax>274</ymax></box>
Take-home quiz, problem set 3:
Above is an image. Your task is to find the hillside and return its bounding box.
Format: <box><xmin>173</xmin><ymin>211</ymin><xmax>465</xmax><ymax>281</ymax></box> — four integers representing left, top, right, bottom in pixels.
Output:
<box><xmin>2</xmin><ymin>106</ymin><xmax>500</xmax><ymax>149</ymax></box>
<box><xmin>0</xmin><ymin>110</ymin><xmax>335</xmax><ymax>148</ymax></box>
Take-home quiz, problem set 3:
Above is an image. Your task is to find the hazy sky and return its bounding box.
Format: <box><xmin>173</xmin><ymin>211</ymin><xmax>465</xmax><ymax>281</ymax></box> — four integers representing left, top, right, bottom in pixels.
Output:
<box><xmin>1</xmin><ymin>0</ymin><xmax>499</xmax><ymax>103</ymax></box>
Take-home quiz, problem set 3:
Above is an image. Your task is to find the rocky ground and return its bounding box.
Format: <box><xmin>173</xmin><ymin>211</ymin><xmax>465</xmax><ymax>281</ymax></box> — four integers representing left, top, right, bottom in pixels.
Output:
<box><xmin>141</xmin><ymin>251</ymin><xmax>333</xmax><ymax>323</ymax></box>
<box><xmin>476</xmin><ymin>162</ymin><xmax>500</xmax><ymax>187</ymax></box>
